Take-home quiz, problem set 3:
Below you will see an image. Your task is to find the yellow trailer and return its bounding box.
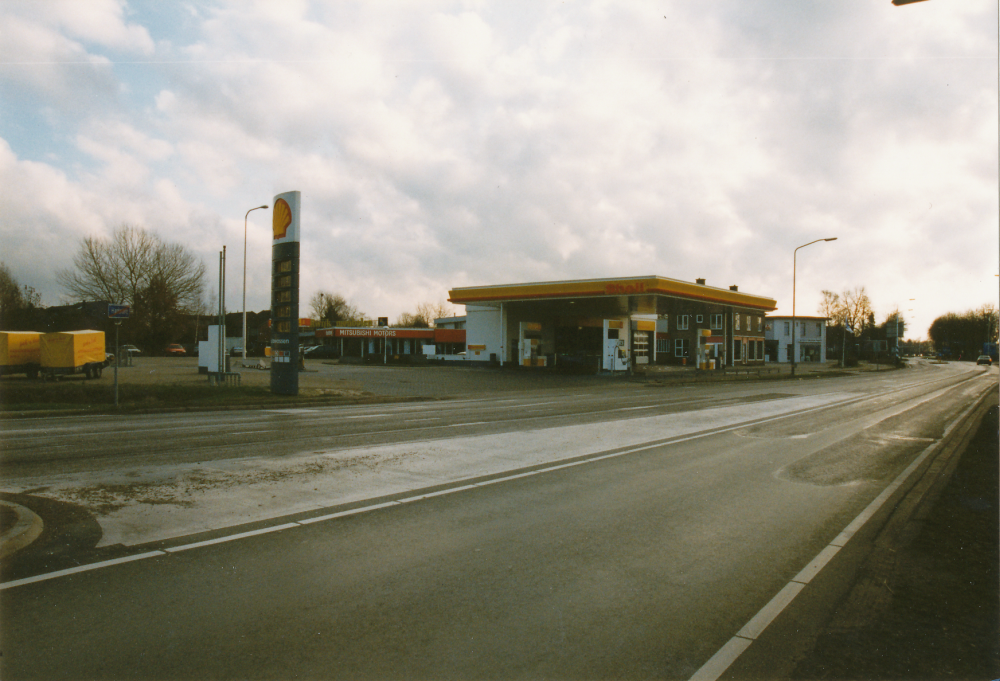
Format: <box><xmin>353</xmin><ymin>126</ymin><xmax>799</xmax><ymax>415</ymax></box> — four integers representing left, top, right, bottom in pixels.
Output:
<box><xmin>0</xmin><ymin>331</ymin><xmax>42</xmax><ymax>378</ymax></box>
<box><xmin>40</xmin><ymin>330</ymin><xmax>109</xmax><ymax>379</ymax></box>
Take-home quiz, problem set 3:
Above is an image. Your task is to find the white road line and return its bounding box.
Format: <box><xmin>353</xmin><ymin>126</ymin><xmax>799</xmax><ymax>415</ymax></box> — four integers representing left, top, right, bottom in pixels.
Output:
<box><xmin>0</xmin><ymin>551</ymin><xmax>165</xmax><ymax>590</ymax></box>
<box><xmin>445</xmin><ymin>421</ymin><xmax>489</xmax><ymax>427</ymax></box>
<box><xmin>165</xmin><ymin>523</ymin><xmax>300</xmax><ymax>553</ymax></box>
<box><xmin>230</xmin><ymin>430</ymin><xmax>277</xmax><ymax>435</ymax></box>
<box><xmin>688</xmin><ymin>638</ymin><xmax>753</xmax><ymax>681</ymax></box>
<box><xmin>345</xmin><ymin>414</ymin><xmax>388</xmax><ymax>419</ymax></box>
<box><xmin>736</xmin><ymin>582</ymin><xmax>806</xmax><ymax>640</ymax></box>
<box><xmin>297</xmin><ymin>501</ymin><xmax>400</xmax><ymax>525</ymax></box>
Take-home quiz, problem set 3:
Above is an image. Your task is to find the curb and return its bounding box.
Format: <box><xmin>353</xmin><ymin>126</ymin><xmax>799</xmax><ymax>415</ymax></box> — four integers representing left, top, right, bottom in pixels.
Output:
<box><xmin>0</xmin><ymin>500</ymin><xmax>44</xmax><ymax>559</ymax></box>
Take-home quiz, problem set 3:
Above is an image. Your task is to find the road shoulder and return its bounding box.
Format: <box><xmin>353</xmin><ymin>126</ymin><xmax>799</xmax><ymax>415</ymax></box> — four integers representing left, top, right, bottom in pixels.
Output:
<box><xmin>724</xmin><ymin>397</ymin><xmax>999</xmax><ymax>680</ymax></box>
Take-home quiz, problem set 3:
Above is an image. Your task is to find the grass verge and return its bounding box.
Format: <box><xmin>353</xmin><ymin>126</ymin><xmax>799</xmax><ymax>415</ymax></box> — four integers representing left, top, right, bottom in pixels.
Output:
<box><xmin>0</xmin><ymin>381</ymin><xmax>396</xmax><ymax>415</ymax></box>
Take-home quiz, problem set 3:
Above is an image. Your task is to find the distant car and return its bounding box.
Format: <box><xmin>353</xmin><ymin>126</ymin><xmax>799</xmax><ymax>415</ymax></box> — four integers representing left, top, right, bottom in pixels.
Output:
<box><xmin>976</xmin><ymin>355</ymin><xmax>992</xmax><ymax>366</ymax></box>
<box><xmin>229</xmin><ymin>346</ymin><xmax>243</xmax><ymax>357</ymax></box>
<box><xmin>165</xmin><ymin>344</ymin><xmax>186</xmax><ymax>356</ymax></box>
<box><xmin>303</xmin><ymin>344</ymin><xmax>340</xmax><ymax>360</ymax></box>
<box><xmin>120</xmin><ymin>344</ymin><xmax>141</xmax><ymax>356</ymax></box>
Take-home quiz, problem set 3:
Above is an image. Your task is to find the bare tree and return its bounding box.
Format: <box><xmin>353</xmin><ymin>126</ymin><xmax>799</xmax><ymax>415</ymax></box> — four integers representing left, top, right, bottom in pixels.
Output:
<box><xmin>818</xmin><ymin>290</ymin><xmax>844</xmax><ymax>325</ymax></box>
<box><xmin>395</xmin><ymin>301</ymin><xmax>454</xmax><ymax>328</ymax></box>
<box><xmin>58</xmin><ymin>225</ymin><xmax>206</xmax><ymax>350</ymax></box>
<box><xmin>59</xmin><ymin>225</ymin><xmax>205</xmax><ymax>310</ymax></box>
<box><xmin>310</xmin><ymin>291</ymin><xmax>363</xmax><ymax>326</ymax></box>
<box><xmin>840</xmin><ymin>286</ymin><xmax>874</xmax><ymax>337</ymax></box>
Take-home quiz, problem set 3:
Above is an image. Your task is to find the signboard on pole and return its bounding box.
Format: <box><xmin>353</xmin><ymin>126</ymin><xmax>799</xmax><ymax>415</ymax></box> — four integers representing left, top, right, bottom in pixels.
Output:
<box><xmin>270</xmin><ymin>190</ymin><xmax>301</xmax><ymax>396</ymax></box>
<box><xmin>108</xmin><ymin>304</ymin><xmax>130</xmax><ymax>319</ymax></box>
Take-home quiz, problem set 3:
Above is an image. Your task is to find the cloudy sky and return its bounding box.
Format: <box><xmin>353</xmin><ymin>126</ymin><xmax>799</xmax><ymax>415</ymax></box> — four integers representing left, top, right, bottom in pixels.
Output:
<box><xmin>1</xmin><ymin>0</ymin><xmax>996</xmax><ymax>337</ymax></box>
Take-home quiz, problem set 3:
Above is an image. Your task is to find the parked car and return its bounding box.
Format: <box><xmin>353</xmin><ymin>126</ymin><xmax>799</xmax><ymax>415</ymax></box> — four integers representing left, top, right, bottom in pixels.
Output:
<box><xmin>120</xmin><ymin>344</ymin><xmax>141</xmax><ymax>356</ymax></box>
<box><xmin>303</xmin><ymin>344</ymin><xmax>340</xmax><ymax>360</ymax></box>
<box><xmin>976</xmin><ymin>355</ymin><xmax>992</xmax><ymax>366</ymax></box>
<box><xmin>165</xmin><ymin>344</ymin><xmax>186</xmax><ymax>356</ymax></box>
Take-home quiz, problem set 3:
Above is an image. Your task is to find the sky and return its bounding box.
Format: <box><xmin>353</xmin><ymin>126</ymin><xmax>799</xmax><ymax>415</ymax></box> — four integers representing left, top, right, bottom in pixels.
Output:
<box><xmin>1</xmin><ymin>0</ymin><xmax>997</xmax><ymax>338</ymax></box>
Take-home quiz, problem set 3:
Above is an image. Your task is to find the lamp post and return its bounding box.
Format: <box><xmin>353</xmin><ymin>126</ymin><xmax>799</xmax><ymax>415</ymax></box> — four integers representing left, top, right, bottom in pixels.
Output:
<box><xmin>243</xmin><ymin>204</ymin><xmax>268</xmax><ymax>363</ymax></box>
<box><xmin>792</xmin><ymin>237</ymin><xmax>837</xmax><ymax>376</ymax></box>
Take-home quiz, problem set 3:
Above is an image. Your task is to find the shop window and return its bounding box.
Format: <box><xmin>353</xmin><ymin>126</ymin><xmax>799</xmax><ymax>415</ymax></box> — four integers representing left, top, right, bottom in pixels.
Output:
<box><xmin>674</xmin><ymin>339</ymin><xmax>689</xmax><ymax>357</ymax></box>
<box><xmin>711</xmin><ymin>314</ymin><xmax>722</xmax><ymax>330</ymax></box>
<box><xmin>757</xmin><ymin>340</ymin><xmax>764</xmax><ymax>359</ymax></box>
<box><xmin>733</xmin><ymin>340</ymin><xmax>742</xmax><ymax>360</ymax></box>
<box><xmin>677</xmin><ymin>315</ymin><xmax>689</xmax><ymax>330</ymax></box>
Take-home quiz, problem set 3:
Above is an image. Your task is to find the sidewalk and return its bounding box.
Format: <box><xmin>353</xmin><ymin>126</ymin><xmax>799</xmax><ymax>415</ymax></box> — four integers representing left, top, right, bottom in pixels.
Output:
<box><xmin>637</xmin><ymin>359</ymin><xmax>895</xmax><ymax>382</ymax></box>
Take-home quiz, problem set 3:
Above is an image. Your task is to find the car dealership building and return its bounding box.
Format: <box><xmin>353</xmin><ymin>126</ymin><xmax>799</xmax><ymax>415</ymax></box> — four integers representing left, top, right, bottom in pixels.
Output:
<box><xmin>448</xmin><ymin>275</ymin><xmax>777</xmax><ymax>371</ymax></box>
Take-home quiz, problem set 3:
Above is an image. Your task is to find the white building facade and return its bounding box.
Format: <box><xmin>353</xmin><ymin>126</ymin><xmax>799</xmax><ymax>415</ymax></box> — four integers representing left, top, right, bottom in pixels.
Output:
<box><xmin>765</xmin><ymin>316</ymin><xmax>828</xmax><ymax>363</ymax></box>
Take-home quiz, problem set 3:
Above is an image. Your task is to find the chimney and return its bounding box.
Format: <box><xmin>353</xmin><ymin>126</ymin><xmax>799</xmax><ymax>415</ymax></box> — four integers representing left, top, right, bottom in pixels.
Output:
<box><xmin>730</xmin><ymin>285</ymin><xmax>738</xmax><ymax>291</ymax></box>
<box><xmin>696</xmin><ymin>278</ymin><xmax>706</xmax><ymax>285</ymax></box>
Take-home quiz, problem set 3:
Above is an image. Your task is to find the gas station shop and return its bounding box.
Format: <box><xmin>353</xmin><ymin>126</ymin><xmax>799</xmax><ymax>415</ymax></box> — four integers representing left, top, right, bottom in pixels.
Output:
<box><xmin>448</xmin><ymin>275</ymin><xmax>777</xmax><ymax>371</ymax></box>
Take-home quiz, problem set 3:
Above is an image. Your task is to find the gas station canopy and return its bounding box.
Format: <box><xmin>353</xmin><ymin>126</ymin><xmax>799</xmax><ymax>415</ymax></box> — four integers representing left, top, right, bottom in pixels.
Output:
<box><xmin>449</xmin><ymin>275</ymin><xmax>777</xmax><ymax>317</ymax></box>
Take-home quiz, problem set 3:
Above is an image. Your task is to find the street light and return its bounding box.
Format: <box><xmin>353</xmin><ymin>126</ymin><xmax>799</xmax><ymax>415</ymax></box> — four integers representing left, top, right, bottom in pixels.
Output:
<box><xmin>243</xmin><ymin>204</ymin><xmax>268</xmax><ymax>363</ymax></box>
<box><xmin>792</xmin><ymin>237</ymin><xmax>837</xmax><ymax>376</ymax></box>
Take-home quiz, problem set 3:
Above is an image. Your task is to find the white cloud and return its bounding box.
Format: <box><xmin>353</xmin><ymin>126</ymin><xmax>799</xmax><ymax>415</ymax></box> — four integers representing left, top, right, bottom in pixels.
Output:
<box><xmin>0</xmin><ymin>0</ymin><xmax>995</xmax><ymax>335</ymax></box>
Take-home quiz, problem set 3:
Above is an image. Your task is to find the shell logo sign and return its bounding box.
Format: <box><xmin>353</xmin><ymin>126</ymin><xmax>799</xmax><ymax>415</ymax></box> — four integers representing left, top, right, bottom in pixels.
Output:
<box><xmin>273</xmin><ymin>198</ymin><xmax>292</xmax><ymax>239</ymax></box>
<box><xmin>272</xmin><ymin>191</ymin><xmax>300</xmax><ymax>244</ymax></box>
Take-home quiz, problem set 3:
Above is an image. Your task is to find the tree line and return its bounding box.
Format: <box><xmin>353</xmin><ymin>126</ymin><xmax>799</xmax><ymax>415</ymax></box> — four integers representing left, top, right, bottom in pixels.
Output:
<box><xmin>927</xmin><ymin>305</ymin><xmax>998</xmax><ymax>359</ymax></box>
<box><xmin>309</xmin><ymin>291</ymin><xmax>453</xmax><ymax>329</ymax></box>
<box><xmin>1</xmin><ymin>224</ymin><xmax>456</xmax><ymax>353</ymax></box>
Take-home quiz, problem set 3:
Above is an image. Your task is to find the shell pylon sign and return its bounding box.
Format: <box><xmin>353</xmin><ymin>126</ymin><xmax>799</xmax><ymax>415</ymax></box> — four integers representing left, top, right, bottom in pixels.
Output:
<box><xmin>270</xmin><ymin>190</ymin><xmax>300</xmax><ymax>395</ymax></box>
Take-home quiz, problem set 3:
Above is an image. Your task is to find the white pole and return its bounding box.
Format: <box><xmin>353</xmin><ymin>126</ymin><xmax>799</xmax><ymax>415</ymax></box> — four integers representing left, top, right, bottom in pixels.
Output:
<box><xmin>243</xmin><ymin>205</ymin><xmax>267</xmax><ymax>364</ymax></box>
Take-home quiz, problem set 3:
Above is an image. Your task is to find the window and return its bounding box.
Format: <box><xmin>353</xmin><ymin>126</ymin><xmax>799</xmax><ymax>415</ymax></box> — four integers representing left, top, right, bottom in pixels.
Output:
<box><xmin>757</xmin><ymin>317</ymin><xmax>762</xmax><ymax>332</ymax></box>
<box><xmin>677</xmin><ymin>315</ymin><xmax>689</xmax><ymax>330</ymax></box>
<box><xmin>801</xmin><ymin>321</ymin><xmax>807</xmax><ymax>336</ymax></box>
<box><xmin>783</xmin><ymin>321</ymin><xmax>790</xmax><ymax>336</ymax></box>
<box><xmin>696</xmin><ymin>315</ymin><xmax>703</xmax><ymax>324</ymax></box>
<box><xmin>746</xmin><ymin>315</ymin><xmax>751</xmax><ymax>330</ymax></box>
<box><xmin>757</xmin><ymin>340</ymin><xmax>764</xmax><ymax>359</ymax></box>
<box><xmin>733</xmin><ymin>339</ymin><xmax>742</xmax><ymax>360</ymax></box>
<box><xmin>816</xmin><ymin>323</ymin><xmax>822</xmax><ymax>335</ymax></box>
<box><xmin>674</xmin><ymin>338</ymin><xmax>689</xmax><ymax>357</ymax></box>
<box><xmin>656</xmin><ymin>339</ymin><xmax>669</xmax><ymax>354</ymax></box>
<box><xmin>735</xmin><ymin>314</ymin><xmax>740</xmax><ymax>331</ymax></box>
<box><xmin>711</xmin><ymin>314</ymin><xmax>722</xmax><ymax>330</ymax></box>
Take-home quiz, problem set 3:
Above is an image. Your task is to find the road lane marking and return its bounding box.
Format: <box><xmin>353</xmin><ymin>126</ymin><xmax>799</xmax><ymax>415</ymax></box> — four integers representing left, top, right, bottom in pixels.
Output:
<box><xmin>689</xmin><ymin>637</ymin><xmax>753</xmax><ymax>681</ymax></box>
<box><xmin>297</xmin><ymin>501</ymin><xmax>400</xmax><ymax>524</ymax></box>
<box><xmin>0</xmin><ymin>551</ymin><xmax>165</xmax><ymax>590</ymax></box>
<box><xmin>165</xmin><ymin>523</ymin><xmax>300</xmax><ymax>553</ymax></box>
<box><xmin>736</xmin><ymin>581</ymin><xmax>806</xmax><ymax>640</ymax></box>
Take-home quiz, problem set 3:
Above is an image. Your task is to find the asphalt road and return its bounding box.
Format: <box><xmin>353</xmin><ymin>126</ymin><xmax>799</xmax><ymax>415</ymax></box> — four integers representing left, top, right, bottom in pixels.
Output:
<box><xmin>0</xmin><ymin>359</ymin><xmax>995</xmax><ymax>679</ymax></box>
